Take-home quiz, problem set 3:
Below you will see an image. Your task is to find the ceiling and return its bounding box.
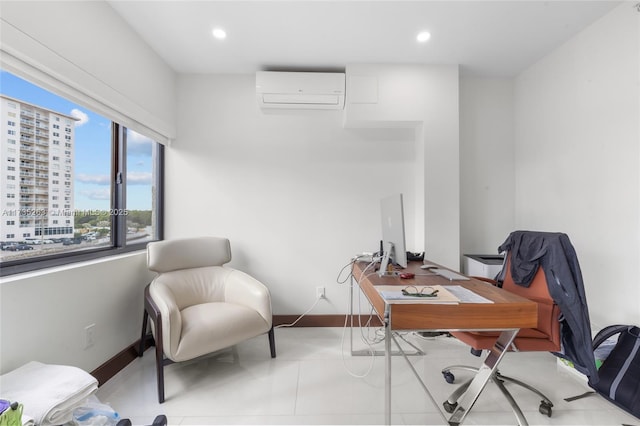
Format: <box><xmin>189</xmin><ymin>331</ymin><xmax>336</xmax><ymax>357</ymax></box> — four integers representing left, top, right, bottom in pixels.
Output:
<box><xmin>107</xmin><ymin>1</ymin><xmax>622</xmax><ymax>77</ymax></box>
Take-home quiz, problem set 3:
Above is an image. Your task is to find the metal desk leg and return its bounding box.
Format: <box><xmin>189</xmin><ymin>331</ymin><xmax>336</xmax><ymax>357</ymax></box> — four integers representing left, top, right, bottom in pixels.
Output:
<box><xmin>349</xmin><ymin>277</ymin><xmax>356</xmax><ymax>354</ymax></box>
<box><xmin>384</xmin><ymin>308</ymin><xmax>392</xmax><ymax>425</ymax></box>
<box><xmin>448</xmin><ymin>329</ymin><xmax>519</xmax><ymax>426</ymax></box>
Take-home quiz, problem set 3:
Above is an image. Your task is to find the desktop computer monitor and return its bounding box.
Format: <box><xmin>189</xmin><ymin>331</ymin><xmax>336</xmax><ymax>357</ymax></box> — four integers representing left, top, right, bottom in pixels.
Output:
<box><xmin>379</xmin><ymin>193</ymin><xmax>407</xmax><ymax>274</ymax></box>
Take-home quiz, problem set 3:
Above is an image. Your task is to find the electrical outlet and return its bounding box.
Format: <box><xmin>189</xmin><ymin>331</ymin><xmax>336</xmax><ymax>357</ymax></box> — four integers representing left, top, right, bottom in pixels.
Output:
<box><xmin>84</xmin><ymin>324</ymin><xmax>96</xmax><ymax>349</ymax></box>
<box><xmin>316</xmin><ymin>286</ymin><xmax>326</xmax><ymax>299</ymax></box>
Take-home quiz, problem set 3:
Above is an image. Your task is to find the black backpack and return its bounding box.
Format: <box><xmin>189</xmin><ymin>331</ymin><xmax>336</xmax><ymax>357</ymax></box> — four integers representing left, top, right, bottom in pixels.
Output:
<box><xmin>588</xmin><ymin>325</ymin><xmax>640</xmax><ymax>419</ymax></box>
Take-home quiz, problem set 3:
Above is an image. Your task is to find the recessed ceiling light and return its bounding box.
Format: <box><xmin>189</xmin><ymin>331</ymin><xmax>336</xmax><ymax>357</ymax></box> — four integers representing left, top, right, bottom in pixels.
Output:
<box><xmin>416</xmin><ymin>31</ymin><xmax>431</xmax><ymax>43</ymax></box>
<box><xmin>212</xmin><ymin>28</ymin><xmax>227</xmax><ymax>40</ymax></box>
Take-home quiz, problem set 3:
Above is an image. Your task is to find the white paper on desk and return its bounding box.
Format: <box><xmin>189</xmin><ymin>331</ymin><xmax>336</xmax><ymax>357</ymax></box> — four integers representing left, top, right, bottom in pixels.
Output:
<box><xmin>445</xmin><ymin>285</ymin><xmax>493</xmax><ymax>303</ymax></box>
<box><xmin>377</xmin><ymin>285</ymin><xmax>459</xmax><ymax>304</ymax></box>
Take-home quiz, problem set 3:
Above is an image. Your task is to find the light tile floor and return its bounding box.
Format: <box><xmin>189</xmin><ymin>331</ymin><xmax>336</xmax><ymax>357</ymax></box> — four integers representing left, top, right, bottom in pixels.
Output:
<box><xmin>96</xmin><ymin>327</ymin><xmax>638</xmax><ymax>425</ymax></box>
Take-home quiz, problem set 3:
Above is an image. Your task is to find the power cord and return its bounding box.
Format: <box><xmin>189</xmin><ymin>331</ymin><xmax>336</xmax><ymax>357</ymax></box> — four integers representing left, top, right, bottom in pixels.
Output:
<box><xmin>274</xmin><ymin>287</ymin><xmax>326</xmax><ymax>328</ymax></box>
<box><xmin>338</xmin><ymin>256</ymin><xmax>387</xmax><ymax>378</ymax></box>
<box><xmin>276</xmin><ymin>254</ymin><xmax>379</xmax><ymax>331</ymax></box>
<box><xmin>338</xmin><ymin>255</ymin><xmax>427</xmax><ymax>378</ymax></box>
<box><xmin>340</xmin><ymin>305</ymin><xmax>377</xmax><ymax>378</ymax></box>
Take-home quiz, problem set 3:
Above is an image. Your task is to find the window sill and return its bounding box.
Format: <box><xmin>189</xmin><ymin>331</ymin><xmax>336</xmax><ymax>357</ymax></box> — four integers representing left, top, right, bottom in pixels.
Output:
<box><xmin>0</xmin><ymin>245</ymin><xmax>150</xmax><ymax>280</ymax></box>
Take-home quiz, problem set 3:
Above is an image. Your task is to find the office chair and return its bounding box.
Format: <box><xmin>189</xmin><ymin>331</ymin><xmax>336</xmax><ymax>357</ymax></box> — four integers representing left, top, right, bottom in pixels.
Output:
<box><xmin>441</xmin><ymin>256</ymin><xmax>561</xmax><ymax>424</ymax></box>
<box><xmin>138</xmin><ymin>236</ymin><xmax>276</xmax><ymax>403</ymax></box>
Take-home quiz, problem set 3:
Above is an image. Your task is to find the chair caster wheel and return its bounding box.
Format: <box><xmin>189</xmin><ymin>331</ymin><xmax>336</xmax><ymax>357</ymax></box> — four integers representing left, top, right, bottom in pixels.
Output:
<box><xmin>442</xmin><ymin>370</ymin><xmax>455</xmax><ymax>384</ymax></box>
<box><xmin>539</xmin><ymin>401</ymin><xmax>553</xmax><ymax>417</ymax></box>
<box><xmin>443</xmin><ymin>400</ymin><xmax>458</xmax><ymax>413</ymax></box>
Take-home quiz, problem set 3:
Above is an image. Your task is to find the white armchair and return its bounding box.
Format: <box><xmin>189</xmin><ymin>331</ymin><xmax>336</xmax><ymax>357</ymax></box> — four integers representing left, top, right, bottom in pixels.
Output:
<box><xmin>138</xmin><ymin>237</ymin><xmax>275</xmax><ymax>403</ymax></box>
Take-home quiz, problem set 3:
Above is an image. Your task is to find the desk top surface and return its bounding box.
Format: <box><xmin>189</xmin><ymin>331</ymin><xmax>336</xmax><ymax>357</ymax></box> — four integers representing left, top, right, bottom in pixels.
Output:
<box><xmin>353</xmin><ymin>260</ymin><xmax>538</xmax><ymax>331</ymax></box>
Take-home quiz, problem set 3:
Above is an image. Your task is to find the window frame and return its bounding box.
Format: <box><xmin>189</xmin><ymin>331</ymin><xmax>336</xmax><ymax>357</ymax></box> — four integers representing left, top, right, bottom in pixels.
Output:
<box><xmin>0</xmin><ymin>123</ymin><xmax>164</xmax><ymax>277</ymax></box>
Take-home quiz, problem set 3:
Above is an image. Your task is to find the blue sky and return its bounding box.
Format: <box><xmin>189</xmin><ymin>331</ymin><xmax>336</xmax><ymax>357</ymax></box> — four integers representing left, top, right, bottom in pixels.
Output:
<box><xmin>1</xmin><ymin>71</ymin><xmax>154</xmax><ymax>211</ymax></box>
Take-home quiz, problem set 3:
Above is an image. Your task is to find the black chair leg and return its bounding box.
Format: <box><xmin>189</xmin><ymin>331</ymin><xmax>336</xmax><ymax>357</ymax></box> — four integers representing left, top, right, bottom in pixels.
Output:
<box><xmin>151</xmin><ymin>305</ymin><xmax>165</xmax><ymax>404</ymax></box>
<box><xmin>155</xmin><ymin>341</ymin><xmax>165</xmax><ymax>403</ymax></box>
<box><xmin>268</xmin><ymin>326</ymin><xmax>276</xmax><ymax>358</ymax></box>
<box><xmin>143</xmin><ymin>284</ymin><xmax>166</xmax><ymax>403</ymax></box>
<box><xmin>139</xmin><ymin>309</ymin><xmax>149</xmax><ymax>357</ymax></box>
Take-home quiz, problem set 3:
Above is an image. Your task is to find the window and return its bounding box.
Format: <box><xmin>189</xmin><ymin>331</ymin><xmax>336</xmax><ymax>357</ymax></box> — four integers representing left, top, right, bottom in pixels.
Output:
<box><xmin>0</xmin><ymin>70</ymin><xmax>164</xmax><ymax>275</ymax></box>
<box><xmin>124</xmin><ymin>128</ymin><xmax>161</xmax><ymax>244</ymax></box>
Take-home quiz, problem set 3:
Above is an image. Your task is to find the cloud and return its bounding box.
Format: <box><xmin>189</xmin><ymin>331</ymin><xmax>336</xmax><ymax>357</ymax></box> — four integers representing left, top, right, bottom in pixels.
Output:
<box><xmin>79</xmin><ymin>189</ymin><xmax>110</xmax><ymax>201</ymax></box>
<box><xmin>70</xmin><ymin>109</ymin><xmax>89</xmax><ymax>126</ymax></box>
<box><xmin>127</xmin><ymin>172</ymin><xmax>152</xmax><ymax>185</ymax></box>
<box><xmin>76</xmin><ymin>173</ymin><xmax>110</xmax><ymax>185</ymax></box>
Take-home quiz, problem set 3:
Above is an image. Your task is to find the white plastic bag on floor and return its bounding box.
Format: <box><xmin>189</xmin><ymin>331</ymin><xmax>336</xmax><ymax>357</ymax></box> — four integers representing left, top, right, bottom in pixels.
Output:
<box><xmin>72</xmin><ymin>396</ymin><xmax>120</xmax><ymax>426</ymax></box>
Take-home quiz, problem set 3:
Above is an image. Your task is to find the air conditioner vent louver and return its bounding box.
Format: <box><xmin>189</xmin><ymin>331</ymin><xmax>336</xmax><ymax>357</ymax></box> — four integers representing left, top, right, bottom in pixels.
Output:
<box><xmin>256</xmin><ymin>71</ymin><xmax>345</xmax><ymax>110</ymax></box>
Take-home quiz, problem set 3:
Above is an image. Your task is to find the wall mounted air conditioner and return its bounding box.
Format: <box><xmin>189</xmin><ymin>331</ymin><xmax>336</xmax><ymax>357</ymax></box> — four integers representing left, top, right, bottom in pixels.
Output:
<box><xmin>256</xmin><ymin>71</ymin><xmax>345</xmax><ymax>110</ymax></box>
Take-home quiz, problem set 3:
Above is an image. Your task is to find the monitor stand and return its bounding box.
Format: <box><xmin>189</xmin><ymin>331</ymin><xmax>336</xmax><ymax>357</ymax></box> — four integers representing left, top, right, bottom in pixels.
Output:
<box><xmin>378</xmin><ymin>242</ymin><xmax>399</xmax><ymax>277</ymax></box>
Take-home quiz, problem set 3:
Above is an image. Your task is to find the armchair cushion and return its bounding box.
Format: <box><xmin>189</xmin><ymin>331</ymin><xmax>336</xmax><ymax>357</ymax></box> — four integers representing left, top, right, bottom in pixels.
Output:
<box><xmin>177</xmin><ymin>303</ymin><xmax>269</xmax><ymax>361</ymax></box>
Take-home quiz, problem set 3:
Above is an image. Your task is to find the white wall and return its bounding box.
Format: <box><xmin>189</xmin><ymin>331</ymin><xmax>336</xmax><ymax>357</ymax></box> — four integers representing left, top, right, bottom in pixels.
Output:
<box><xmin>0</xmin><ymin>254</ymin><xmax>155</xmax><ymax>373</ymax></box>
<box><xmin>460</xmin><ymin>77</ymin><xmax>515</xmax><ymax>255</ymax></box>
<box><xmin>0</xmin><ymin>1</ymin><xmax>174</xmax><ymax>374</ymax></box>
<box><xmin>168</xmin><ymin>68</ymin><xmax>459</xmax><ymax>314</ymax></box>
<box><xmin>345</xmin><ymin>64</ymin><xmax>461</xmax><ymax>268</ymax></box>
<box><xmin>514</xmin><ymin>4</ymin><xmax>640</xmax><ymax>327</ymax></box>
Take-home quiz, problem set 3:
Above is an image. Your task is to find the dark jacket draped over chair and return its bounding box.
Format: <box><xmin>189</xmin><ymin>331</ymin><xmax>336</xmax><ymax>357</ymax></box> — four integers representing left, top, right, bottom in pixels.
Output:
<box><xmin>497</xmin><ymin>230</ymin><xmax>599</xmax><ymax>383</ymax></box>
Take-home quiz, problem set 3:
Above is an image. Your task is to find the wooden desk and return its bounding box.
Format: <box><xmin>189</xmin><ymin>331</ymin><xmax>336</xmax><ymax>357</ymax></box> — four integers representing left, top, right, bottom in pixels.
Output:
<box><xmin>352</xmin><ymin>260</ymin><xmax>538</xmax><ymax>425</ymax></box>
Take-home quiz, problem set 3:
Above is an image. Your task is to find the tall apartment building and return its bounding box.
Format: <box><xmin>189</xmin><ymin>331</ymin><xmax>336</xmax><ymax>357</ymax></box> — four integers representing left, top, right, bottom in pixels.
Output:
<box><xmin>1</xmin><ymin>95</ymin><xmax>76</xmax><ymax>242</ymax></box>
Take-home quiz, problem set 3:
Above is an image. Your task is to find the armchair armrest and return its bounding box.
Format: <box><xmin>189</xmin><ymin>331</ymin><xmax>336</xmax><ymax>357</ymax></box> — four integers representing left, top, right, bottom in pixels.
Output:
<box><xmin>149</xmin><ymin>280</ymin><xmax>183</xmax><ymax>361</ymax></box>
<box><xmin>224</xmin><ymin>269</ymin><xmax>272</xmax><ymax>328</ymax></box>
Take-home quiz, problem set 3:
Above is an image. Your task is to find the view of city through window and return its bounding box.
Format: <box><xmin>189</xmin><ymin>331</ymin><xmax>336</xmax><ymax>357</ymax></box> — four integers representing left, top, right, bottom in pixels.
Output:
<box><xmin>0</xmin><ymin>70</ymin><xmax>159</xmax><ymax>262</ymax></box>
